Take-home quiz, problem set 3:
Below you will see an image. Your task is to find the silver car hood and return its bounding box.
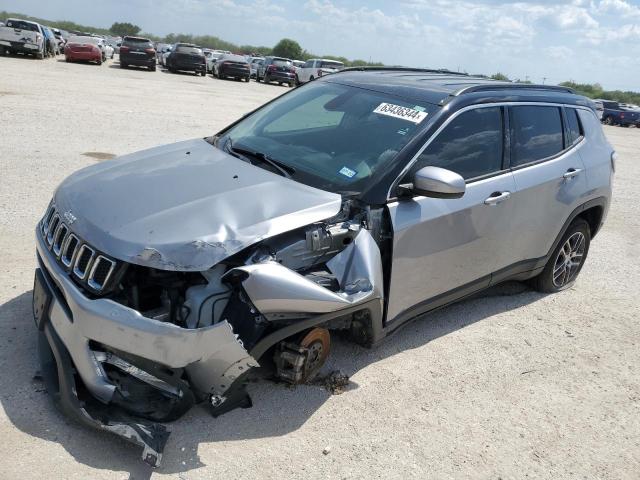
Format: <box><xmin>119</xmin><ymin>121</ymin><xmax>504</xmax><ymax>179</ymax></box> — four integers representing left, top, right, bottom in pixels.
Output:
<box><xmin>53</xmin><ymin>138</ymin><xmax>342</xmax><ymax>271</ymax></box>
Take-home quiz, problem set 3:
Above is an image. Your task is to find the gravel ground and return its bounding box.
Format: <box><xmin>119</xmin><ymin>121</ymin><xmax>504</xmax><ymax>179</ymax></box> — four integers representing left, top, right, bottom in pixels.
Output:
<box><xmin>0</xmin><ymin>54</ymin><xmax>639</xmax><ymax>480</ymax></box>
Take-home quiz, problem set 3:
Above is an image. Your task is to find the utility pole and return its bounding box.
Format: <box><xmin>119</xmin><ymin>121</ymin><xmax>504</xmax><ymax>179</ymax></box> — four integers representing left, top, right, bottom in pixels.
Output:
<box><xmin>542</xmin><ymin>77</ymin><xmax>547</xmax><ymax>85</ymax></box>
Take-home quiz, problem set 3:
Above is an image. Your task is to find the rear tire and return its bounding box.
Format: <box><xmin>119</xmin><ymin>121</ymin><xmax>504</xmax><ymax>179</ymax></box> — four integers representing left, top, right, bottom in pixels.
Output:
<box><xmin>531</xmin><ymin>218</ymin><xmax>591</xmax><ymax>293</ymax></box>
<box><xmin>120</xmin><ymin>62</ymin><xmax>127</xmax><ymax>68</ymax></box>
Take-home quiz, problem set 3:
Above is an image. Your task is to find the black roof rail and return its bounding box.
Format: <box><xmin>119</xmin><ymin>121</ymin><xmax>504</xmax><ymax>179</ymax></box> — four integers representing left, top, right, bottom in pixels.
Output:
<box><xmin>335</xmin><ymin>66</ymin><xmax>470</xmax><ymax>76</ymax></box>
<box><xmin>453</xmin><ymin>83</ymin><xmax>575</xmax><ymax>96</ymax></box>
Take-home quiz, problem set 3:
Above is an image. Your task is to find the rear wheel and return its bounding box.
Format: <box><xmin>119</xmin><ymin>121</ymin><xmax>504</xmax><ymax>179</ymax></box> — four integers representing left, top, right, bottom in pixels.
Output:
<box><xmin>531</xmin><ymin>218</ymin><xmax>590</xmax><ymax>293</ymax></box>
<box><xmin>603</xmin><ymin>116</ymin><xmax>613</xmax><ymax>126</ymax></box>
<box><xmin>120</xmin><ymin>62</ymin><xmax>127</xmax><ymax>68</ymax></box>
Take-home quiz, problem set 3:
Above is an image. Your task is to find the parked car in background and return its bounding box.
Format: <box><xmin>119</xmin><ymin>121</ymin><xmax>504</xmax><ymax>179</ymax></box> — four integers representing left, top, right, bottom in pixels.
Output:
<box><xmin>42</xmin><ymin>26</ymin><xmax>58</xmax><ymax>56</ymax></box>
<box><xmin>256</xmin><ymin>56</ymin><xmax>296</xmax><ymax>86</ymax></box>
<box><xmin>205</xmin><ymin>49</ymin><xmax>228</xmax><ymax>73</ymax></box>
<box><xmin>166</xmin><ymin>43</ymin><xmax>206</xmax><ymax>75</ymax></box>
<box><xmin>0</xmin><ymin>18</ymin><xmax>46</xmax><ymax>58</ymax></box>
<box><xmin>592</xmin><ymin>100</ymin><xmax>604</xmax><ymax>120</ymax></box>
<box><xmin>159</xmin><ymin>44</ymin><xmax>173</xmax><ymax>66</ymax></box>
<box><xmin>296</xmin><ymin>58</ymin><xmax>344</xmax><ymax>85</ymax></box>
<box><xmin>155</xmin><ymin>42</ymin><xmax>169</xmax><ymax>63</ymax></box>
<box><xmin>102</xmin><ymin>41</ymin><xmax>114</xmax><ymax>59</ymax></box>
<box><xmin>292</xmin><ymin>59</ymin><xmax>305</xmax><ymax>73</ymax></box>
<box><xmin>248</xmin><ymin>56</ymin><xmax>264</xmax><ymax>78</ymax></box>
<box><xmin>600</xmin><ymin>100</ymin><xmax>640</xmax><ymax>127</ymax></box>
<box><xmin>119</xmin><ymin>36</ymin><xmax>156</xmax><ymax>71</ymax></box>
<box><xmin>213</xmin><ymin>53</ymin><xmax>251</xmax><ymax>81</ymax></box>
<box><xmin>52</xmin><ymin>28</ymin><xmax>68</xmax><ymax>53</ymax></box>
<box><xmin>64</xmin><ymin>35</ymin><xmax>104</xmax><ymax>64</ymax></box>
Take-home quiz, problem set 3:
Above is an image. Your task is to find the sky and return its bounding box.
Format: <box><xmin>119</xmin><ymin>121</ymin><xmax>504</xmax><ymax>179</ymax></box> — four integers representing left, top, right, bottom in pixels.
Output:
<box><xmin>1</xmin><ymin>0</ymin><xmax>638</xmax><ymax>90</ymax></box>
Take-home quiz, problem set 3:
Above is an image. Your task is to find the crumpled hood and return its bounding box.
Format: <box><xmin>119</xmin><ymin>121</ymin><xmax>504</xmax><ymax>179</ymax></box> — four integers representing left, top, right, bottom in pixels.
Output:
<box><xmin>53</xmin><ymin>138</ymin><xmax>342</xmax><ymax>271</ymax></box>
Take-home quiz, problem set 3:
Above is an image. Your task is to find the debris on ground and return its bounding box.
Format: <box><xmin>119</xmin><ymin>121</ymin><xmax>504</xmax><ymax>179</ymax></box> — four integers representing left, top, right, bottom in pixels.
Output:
<box><xmin>310</xmin><ymin>370</ymin><xmax>350</xmax><ymax>394</ymax></box>
<box><xmin>323</xmin><ymin>446</ymin><xmax>332</xmax><ymax>455</ymax></box>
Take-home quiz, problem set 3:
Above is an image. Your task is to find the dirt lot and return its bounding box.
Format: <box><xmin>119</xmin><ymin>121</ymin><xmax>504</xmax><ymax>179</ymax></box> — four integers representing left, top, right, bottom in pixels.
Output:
<box><xmin>0</xmin><ymin>54</ymin><xmax>639</xmax><ymax>480</ymax></box>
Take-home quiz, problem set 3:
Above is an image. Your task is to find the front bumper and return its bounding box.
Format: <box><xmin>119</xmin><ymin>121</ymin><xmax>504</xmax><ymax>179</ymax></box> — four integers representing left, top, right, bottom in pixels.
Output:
<box><xmin>34</xmin><ymin>229</ymin><xmax>258</xmax><ymax>465</ymax></box>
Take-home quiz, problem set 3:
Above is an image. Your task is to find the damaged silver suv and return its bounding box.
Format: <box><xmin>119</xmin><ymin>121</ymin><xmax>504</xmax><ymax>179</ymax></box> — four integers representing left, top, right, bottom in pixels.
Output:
<box><xmin>33</xmin><ymin>68</ymin><xmax>614</xmax><ymax>466</ymax></box>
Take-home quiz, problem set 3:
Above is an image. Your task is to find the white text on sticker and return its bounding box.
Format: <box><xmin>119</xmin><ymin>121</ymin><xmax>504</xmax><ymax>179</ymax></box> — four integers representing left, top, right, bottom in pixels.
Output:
<box><xmin>373</xmin><ymin>103</ymin><xmax>428</xmax><ymax>124</ymax></box>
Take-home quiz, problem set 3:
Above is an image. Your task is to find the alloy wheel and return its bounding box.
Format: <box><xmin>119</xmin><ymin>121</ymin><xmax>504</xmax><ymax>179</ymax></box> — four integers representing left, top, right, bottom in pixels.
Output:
<box><xmin>552</xmin><ymin>232</ymin><xmax>586</xmax><ymax>288</ymax></box>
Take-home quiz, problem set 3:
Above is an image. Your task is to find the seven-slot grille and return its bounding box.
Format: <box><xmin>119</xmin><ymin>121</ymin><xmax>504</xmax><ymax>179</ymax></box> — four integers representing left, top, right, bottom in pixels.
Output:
<box><xmin>40</xmin><ymin>204</ymin><xmax>117</xmax><ymax>293</ymax></box>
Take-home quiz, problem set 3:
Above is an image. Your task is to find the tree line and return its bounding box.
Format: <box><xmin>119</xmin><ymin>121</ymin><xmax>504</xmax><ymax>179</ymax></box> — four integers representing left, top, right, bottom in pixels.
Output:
<box><xmin>1</xmin><ymin>10</ymin><xmax>636</xmax><ymax>99</ymax></box>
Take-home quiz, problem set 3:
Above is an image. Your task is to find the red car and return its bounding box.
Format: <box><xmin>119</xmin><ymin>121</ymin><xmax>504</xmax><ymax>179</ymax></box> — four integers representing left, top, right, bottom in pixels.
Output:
<box><xmin>65</xmin><ymin>35</ymin><xmax>104</xmax><ymax>65</ymax></box>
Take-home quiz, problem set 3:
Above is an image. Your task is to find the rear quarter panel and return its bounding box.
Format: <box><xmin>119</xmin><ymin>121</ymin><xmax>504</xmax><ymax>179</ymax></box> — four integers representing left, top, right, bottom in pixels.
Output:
<box><xmin>576</xmin><ymin>108</ymin><xmax>613</xmax><ymax>221</ymax></box>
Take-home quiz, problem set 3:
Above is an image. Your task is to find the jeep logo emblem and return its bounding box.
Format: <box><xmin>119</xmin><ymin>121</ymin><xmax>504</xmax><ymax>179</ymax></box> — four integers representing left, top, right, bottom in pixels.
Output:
<box><xmin>63</xmin><ymin>210</ymin><xmax>77</xmax><ymax>224</ymax></box>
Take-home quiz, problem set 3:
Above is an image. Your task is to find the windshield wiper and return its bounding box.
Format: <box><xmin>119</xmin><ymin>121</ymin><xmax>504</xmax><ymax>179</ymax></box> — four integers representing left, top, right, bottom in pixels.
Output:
<box><xmin>226</xmin><ymin>139</ymin><xmax>295</xmax><ymax>178</ymax></box>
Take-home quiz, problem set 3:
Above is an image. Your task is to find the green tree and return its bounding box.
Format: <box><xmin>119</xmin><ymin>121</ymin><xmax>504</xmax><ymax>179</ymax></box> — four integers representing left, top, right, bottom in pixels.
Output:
<box><xmin>491</xmin><ymin>72</ymin><xmax>510</xmax><ymax>81</ymax></box>
<box><xmin>110</xmin><ymin>22</ymin><xmax>141</xmax><ymax>37</ymax></box>
<box><xmin>272</xmin><ymin>38</ymin><xmax>303</xmax><ymax>60</ymax></box>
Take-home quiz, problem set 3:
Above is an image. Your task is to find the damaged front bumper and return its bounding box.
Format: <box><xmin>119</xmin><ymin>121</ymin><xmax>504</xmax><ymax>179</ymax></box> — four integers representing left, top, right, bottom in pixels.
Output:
<box><xmin>34</xmin><ymin>231</ymin><xmax>258</xmax><ymax>466</ymax></box>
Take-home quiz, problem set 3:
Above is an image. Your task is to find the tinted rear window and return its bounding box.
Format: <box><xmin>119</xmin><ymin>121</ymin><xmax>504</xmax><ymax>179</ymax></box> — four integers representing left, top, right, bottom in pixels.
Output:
<box><xmin>413</xmin><ymin>107</ymin><xmax>504</xmax><ymax>180</ymax></box>
<box><xmin>123</xmin><ymin>38</ymin><xmax>152</xmax><ymax>47</ymax></box>
<box><xmin>320</xmin><ymin>61</ymin><xmax>343</xmax><ymax>69</ymax></box>
<box><xmin>602</xmin><ymin>101</ymin><xmax>619</xmax><ymax>109</ymax></box>
<box><xmin>176</xmin><ymin>46</ymin><xmax>203</xmax><ymax>55</ymax></box>
<box><xmin>566</xmin><ymin>108</ymin><xmax>583</xmax><ymax>144</ymax></box>
<box><xmin>510</xmin><ymin>106</ymin><xmax>564</xmax><ymax>166</ymax></box>
<box><xmin>220</xmin><ymin>54</ymin><xmax>247</xmax><ymax>63</ymax></box>
<box><xmin>273</xmin><ymin>59</ymin><xmax>292</xmax><ymax>67</ymax></box>
<box><xmin>6</xmin><ymin>20</ymin><xmax>39</xmax><ymax>31</ymax></box>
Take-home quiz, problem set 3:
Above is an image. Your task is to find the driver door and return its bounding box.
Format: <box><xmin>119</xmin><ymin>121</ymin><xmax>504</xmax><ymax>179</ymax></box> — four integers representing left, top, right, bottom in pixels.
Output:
<box><xmin>386</xmin><ymin>106</ymin><xmax>517</xmax><ymax>323</ymax></box>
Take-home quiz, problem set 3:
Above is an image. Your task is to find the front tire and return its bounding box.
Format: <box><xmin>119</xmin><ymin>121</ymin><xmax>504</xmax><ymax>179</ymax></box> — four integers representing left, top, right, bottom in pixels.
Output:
<box><xmin>531</xmin><ymin>218</ymin><xmax>591</xmax><ymax>293</ymax></box>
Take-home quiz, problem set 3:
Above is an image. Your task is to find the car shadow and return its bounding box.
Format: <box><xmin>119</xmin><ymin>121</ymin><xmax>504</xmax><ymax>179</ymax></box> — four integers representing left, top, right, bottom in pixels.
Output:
<box><xmin>0</xmin><ymin>281</ymin><xmax>545</xmax><ymax>477</ymax></box>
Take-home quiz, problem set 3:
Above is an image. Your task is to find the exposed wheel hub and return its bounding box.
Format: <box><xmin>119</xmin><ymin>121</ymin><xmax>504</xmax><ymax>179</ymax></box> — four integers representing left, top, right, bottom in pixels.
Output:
<box><xmin>274</xmin><ymin>328</ymin><xmax>331</xmax><ymax>384</ymax></box>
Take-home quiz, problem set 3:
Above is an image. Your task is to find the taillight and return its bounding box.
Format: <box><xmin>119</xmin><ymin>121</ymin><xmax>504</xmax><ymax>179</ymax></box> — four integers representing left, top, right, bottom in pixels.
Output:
<box><xmin>267</xmin><ymin>65</ymin><xmax>276</xmax><ymax>72</ymax></box>
<box><xmin>620</xmin><ymin>113</ymin><xmax>625</xmax><ymax>119</ymax></box>
<box><xmin>144</xmin><ymin>48</ymin><xmax>155</xmax><ymax>55</ymax></box>
<box><xmin>120</xmin><ymin>46</ymin><xmax>129</xmax><ymax>53</ymax></box>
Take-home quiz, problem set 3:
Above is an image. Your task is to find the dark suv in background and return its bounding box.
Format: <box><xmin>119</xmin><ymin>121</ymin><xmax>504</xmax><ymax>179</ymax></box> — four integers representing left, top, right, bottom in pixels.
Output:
<box><xmin>213</xmin><ymin>53</ymin><xmax>250</xmax><ymax>81</ymax></box>
<box><xmin>166</xmin><ymin>43</ymin><xmax>206</xmax><ymax>76</ymax></box>
<box><xmin>119</xmin><ymin>36</ymin><xmax>156</xmax><ymax>71</ymax></box>
<box><xmin>256</xmin><ymin>56</ymin><xmax>296</xmax><ymax>86</ymax></box>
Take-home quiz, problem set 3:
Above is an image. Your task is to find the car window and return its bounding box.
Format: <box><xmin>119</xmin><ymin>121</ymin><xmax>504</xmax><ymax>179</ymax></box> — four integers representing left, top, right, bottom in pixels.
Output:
<box><xmin>510</xmin><ymin>106</ymin><xmax>564</xmax><ymax>167</ymax></box>
<box><xmin>320</xmin><ymin>61</ymin><xmax>343</xmax><ymax>69</ymax></box>
<box><xmin>124</xmin><ymin>38</ymin><xmax>152</xmax><ymax>47</ymax></box>
<box><xmin>303</xmin><ymin>60</ymin><xmax>313</xmax><ymax>68</ymax></box>
<box><xmin>412</xmin><ymin>107</ymin><xmax>504</xmax><ymax>180</ymax></box>
<box><xmin>264</xmin><ymin>93</ymin><xmax>345</xmax><ymax>133</ymax></box>
<box><xmin>566</xmin><ymin>108</ymin><xmax>583</xmax><ymax>144</ymax></box>
<box><xmin>222</xmin><ymin>81</ymin><xmax>438</xmax><ymax>195</ymax></box>
<box><xmin>273</xmin><ymin>59</ymin><xmax>292</xmax><ymax>67</ymax></box>
<box><xmin>6</xmin><ymin>20</ymin><xmax>39</xmax><ymax>31</ymax></box>
<box><xmin>68</xmin><ymin>36</ymin><xmax>100</xmax><ymax>45</ymax></box>
<box><xmin>176</xmin><ymin>46</ymin><xmax>203</xmax><ymax>54</ymax></box>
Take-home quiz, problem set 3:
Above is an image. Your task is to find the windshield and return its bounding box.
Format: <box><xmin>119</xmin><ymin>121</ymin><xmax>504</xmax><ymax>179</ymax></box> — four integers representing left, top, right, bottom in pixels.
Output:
<box><xmin>219</xmin><ymin>81</ymin><xmax>437</xmax><ymax>195</ymax></box>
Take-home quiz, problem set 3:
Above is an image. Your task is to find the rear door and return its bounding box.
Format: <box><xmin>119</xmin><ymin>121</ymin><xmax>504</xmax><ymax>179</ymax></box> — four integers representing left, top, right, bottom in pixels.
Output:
<box><xmin>501</xmin><ymin>104</ymin><xmax>588</xmax><ymax>274</ymax></box>
<box><xmin>386</xmin><ymin>106</ymin><xmax>517</xmax><ymax>322</ymax></box>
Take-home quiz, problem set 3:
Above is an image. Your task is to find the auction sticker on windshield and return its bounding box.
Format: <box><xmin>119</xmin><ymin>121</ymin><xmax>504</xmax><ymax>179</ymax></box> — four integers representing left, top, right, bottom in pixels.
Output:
<box><xmin>373</xmin><ymin>103</ymin><xmax>428</xmax><ymax>124</ymax></box>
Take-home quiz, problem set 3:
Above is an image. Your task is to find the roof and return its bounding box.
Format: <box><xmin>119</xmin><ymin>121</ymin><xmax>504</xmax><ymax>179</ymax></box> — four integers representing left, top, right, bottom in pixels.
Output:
<box><xmin>325</xmin><ymin>67</ymin><xmax>579</xmax><ymax>107</ymax></box>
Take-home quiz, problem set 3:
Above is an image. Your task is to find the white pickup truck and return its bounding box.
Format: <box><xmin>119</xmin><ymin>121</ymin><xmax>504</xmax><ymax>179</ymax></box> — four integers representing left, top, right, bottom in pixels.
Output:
<box><xmin>0</xmin><ymin>18</ymin><xmax>46</xmax><ymax>58</ymax></box>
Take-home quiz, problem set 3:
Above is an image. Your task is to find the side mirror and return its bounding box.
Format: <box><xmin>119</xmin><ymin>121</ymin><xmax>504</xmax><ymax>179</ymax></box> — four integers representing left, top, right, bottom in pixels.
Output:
<box><xmin>401</xmin><ymin>166</ymin><xmax>465</xmax><ymax>199</ymax></box>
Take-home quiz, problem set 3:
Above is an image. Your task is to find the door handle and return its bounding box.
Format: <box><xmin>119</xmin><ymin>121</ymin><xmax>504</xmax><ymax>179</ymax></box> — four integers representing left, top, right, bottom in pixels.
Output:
<box><xmin>562</xmin><ymin>168</ymin><xmax>582</xmax><ymax>180</ymax></box>
<box><xmin>484</xmin><ymin>191</ymin><xmax>511</xmax><ymax>205</ymax></box>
